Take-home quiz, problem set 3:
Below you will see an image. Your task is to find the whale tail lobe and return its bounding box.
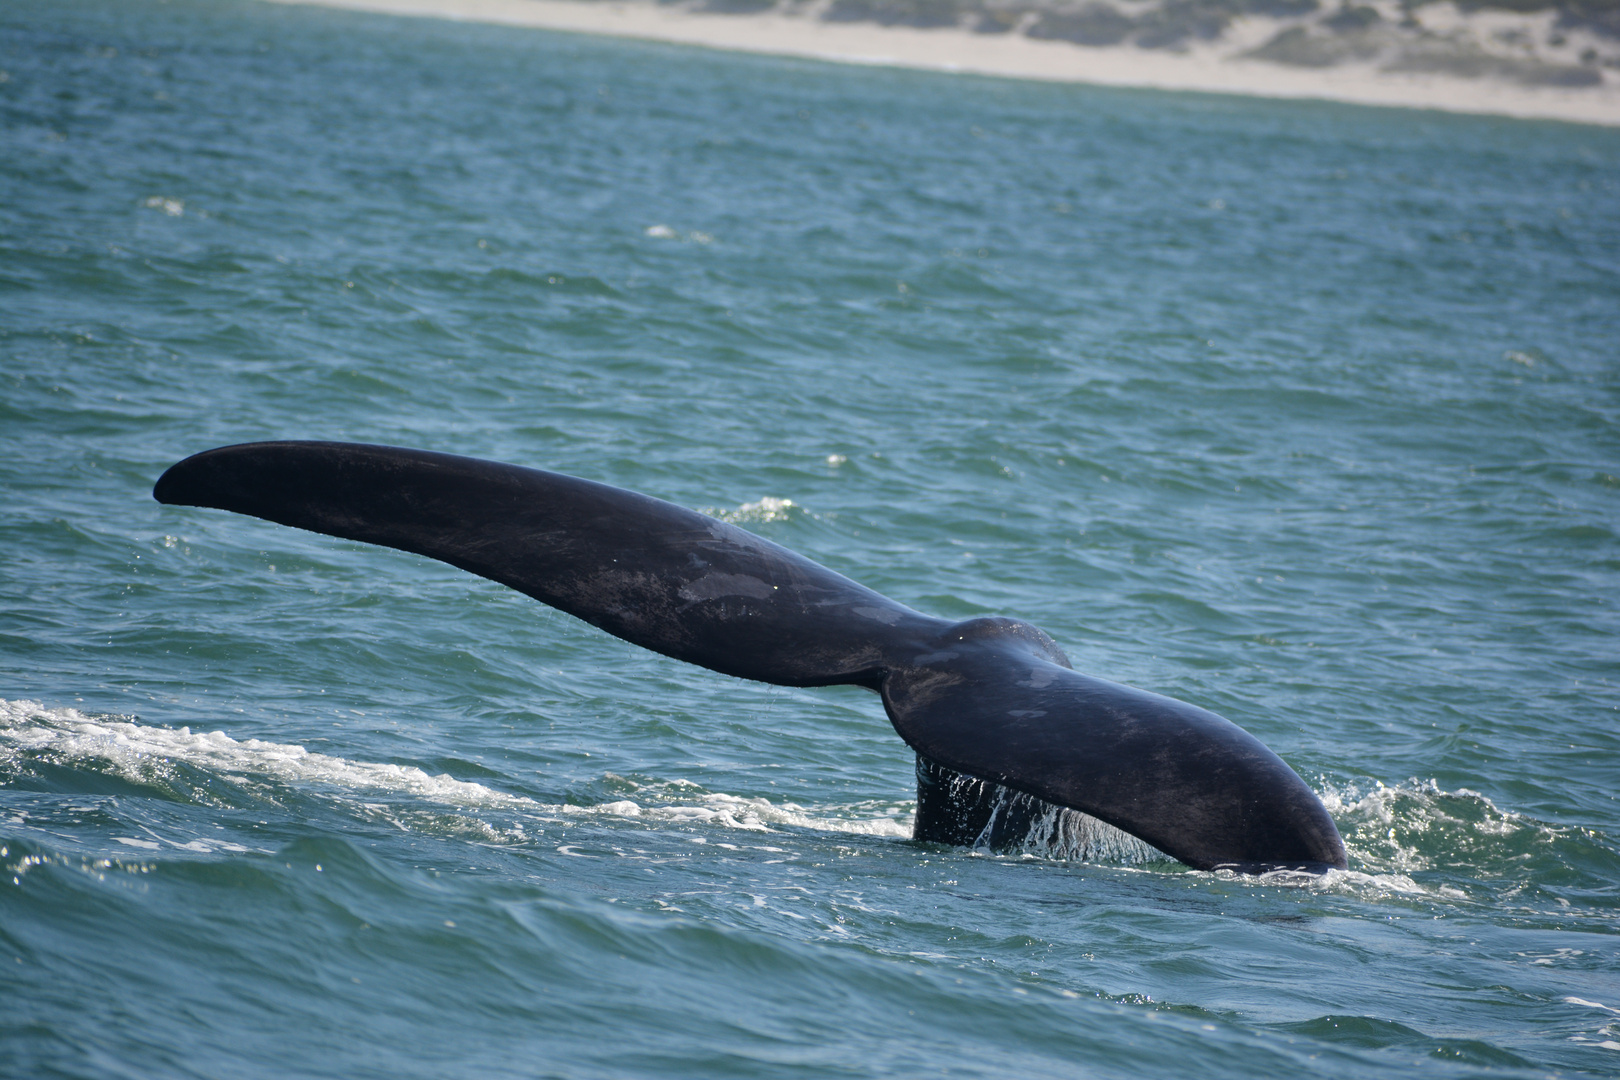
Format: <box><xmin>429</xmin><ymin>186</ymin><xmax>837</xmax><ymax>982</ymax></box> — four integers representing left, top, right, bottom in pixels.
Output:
<box><xmin>154</xmin><ymin>440</ymin><xmax>925</xmax><ymax>688</ymax></box>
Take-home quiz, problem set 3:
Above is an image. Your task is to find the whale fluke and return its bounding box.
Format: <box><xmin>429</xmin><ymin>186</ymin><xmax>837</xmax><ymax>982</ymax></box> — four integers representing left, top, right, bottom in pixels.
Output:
<box><xmin>155</xmin><ymin>441</ymin><xmax>1348</xmax><ymax>873</ymax></box>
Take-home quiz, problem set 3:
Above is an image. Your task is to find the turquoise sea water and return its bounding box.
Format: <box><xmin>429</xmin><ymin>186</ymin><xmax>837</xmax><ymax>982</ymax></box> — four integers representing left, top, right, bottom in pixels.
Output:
<box><xmin>3</xmin><ymin>1</ymin><xmax>1619</xmax><ymax>1076</ymax></box>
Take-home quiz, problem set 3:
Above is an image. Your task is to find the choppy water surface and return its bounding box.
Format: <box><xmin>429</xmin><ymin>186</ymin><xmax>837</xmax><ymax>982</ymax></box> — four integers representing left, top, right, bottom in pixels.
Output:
<box><xmin>3</xmin><ymin>1</ymin><xmax>1618</xmax><ymax>1076</ymax></box>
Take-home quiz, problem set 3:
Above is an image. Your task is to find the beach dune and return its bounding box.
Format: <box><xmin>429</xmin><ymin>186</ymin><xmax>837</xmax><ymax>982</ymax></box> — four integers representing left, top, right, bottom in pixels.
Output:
<box><xmin>263</xmin><ymin>0</ymin><xmax>1620</xmax><ymax>124</ymax></box>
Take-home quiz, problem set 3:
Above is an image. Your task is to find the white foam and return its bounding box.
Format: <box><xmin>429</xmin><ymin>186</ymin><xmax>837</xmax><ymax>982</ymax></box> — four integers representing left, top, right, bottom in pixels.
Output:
<box><xmin>0</xmin><ymin>699</ymin><xmax>537</xmax><ymax>810</ymax></box>
<box><xmin>643</xmin><ymin>224</ymin><xmax>713</xmax><ymax>243</ymax></box>
<box><xmin>567</xmin><ymin>785</ymin><xmax>912</xmax><ymax>838</ymax></box>
<box><xmin>1319</xmin><ymin>776</ymin><xmax>1550</xmax><ymax>878</ymax></box>
<box><xmin>1565</xmin><ymin>997</ymin><xmax>1620</xmax><ymax>1014</ymax></box>
<box><xmin>0</xmin><ymin>700</ymin><xmax>911</xmax><ymax>841</ymax></box>
<box><xmin>1307</xmin><ymin>867</ymin><xmax>1430</xmax><ymax>895</ymax></box>
<box><xmin>142</xmin><ymin>195</ymin><xmax>184</xmax><ymax>216</ymax></box>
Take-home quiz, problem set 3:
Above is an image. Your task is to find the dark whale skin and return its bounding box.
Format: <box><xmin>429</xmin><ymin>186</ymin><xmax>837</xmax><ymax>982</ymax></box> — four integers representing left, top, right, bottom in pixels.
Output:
<box><xmin>155</xmin><ymin>441</ymin><xmax>1348</xmax><ymax>873</ymax></box>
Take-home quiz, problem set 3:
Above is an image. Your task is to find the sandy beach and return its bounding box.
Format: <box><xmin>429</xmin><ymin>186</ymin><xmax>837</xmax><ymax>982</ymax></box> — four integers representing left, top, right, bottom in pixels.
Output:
<box><xmin>259</xmin><ymin>0</ymin><xmax>1620</xmax><ymax>125</ymax></box>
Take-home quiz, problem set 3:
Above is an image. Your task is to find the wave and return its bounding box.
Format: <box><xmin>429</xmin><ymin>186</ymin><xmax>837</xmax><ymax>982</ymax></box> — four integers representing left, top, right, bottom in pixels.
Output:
<box><xmin>0</xmin><ymin>699</ymin><xmax>909</xmax><ymax>844</ymax></box>
<box><xmin>0</xmin><ymin>698</ymin><xmax>539</xmax><ymax>811</ymax></box>
<box><xmin>7</xmin><ymin>701</ymin><xmax>1607</xmax><ymax>890</ymax></box>
<box><xmin>1324</xmin><ymin>777</ymin><xmax>1557</xmax><ymax>874</ymax></box>
<box><xmin>585</xmin><ymin>780</ymin><xmax>911</xmax><ymax>837</ymax></box>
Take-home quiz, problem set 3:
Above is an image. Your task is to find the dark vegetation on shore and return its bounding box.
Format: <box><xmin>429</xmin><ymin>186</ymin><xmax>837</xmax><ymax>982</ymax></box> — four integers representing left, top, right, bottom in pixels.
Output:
<box><xmin>678</xmin><ymin>0</ymin><xmax>1618</xmax><ymax>85</ymax></box>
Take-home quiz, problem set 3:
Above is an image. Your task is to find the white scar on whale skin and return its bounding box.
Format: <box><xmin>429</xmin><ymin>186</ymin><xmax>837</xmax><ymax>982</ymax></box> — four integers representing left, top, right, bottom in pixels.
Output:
<box><xmin>679</xmin><ymin>572</ymin><xmax>777</xmax><ymax>602</ymax></box>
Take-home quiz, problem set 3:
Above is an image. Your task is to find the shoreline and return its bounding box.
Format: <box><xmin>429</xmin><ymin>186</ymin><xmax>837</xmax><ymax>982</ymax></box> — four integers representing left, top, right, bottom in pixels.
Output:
<box><xmin>262</xmin><ymin>0</ymin><xmax>1620</xmax><ymax>125</ymax></box>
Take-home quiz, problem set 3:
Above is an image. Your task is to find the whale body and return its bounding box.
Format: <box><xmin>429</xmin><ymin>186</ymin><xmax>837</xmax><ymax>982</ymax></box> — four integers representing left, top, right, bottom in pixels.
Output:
<box><xmin>154</xmin><ymin>441</ymin><xmax>1348</xmax><ymax>873</ymax></box>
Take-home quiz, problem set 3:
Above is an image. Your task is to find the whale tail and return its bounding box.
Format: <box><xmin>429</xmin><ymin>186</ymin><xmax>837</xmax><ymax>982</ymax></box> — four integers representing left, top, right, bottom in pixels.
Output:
<box><xmin>155</xmin><ymin>441</ymin><xmax>1347</xmax><ymax>872</ymax></box>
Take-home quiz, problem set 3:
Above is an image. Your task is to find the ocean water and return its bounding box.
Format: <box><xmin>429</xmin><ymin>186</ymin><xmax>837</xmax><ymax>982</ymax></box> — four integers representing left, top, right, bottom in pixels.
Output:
<box><xmin>3</xmin><ymin>0</ymin><xmax>1619</xmax><ymax>1076</ymax></box>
